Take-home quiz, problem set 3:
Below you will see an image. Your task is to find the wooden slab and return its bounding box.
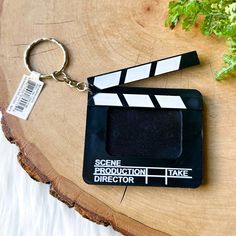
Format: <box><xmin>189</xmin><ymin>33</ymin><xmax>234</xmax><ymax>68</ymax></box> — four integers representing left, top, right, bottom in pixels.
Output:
<box><xmin>1</xmin><ymin>0</ymin><xmax>236</xmax><ymax>235</ymax></box>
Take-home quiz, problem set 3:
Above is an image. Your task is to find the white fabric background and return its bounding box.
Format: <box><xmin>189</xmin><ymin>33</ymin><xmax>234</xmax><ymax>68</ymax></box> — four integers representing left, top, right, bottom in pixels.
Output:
<box><xmin>0</xmin><ymin>113</ymin><xmax>121</xmax><ymax>236</ymax></box>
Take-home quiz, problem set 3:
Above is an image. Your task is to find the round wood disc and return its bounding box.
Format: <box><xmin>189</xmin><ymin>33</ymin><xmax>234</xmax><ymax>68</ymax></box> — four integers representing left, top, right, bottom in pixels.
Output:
<box><xmin>1</xmin><ymin>1</ymin><xmax>236</xmax><ymax>235</ymax></box>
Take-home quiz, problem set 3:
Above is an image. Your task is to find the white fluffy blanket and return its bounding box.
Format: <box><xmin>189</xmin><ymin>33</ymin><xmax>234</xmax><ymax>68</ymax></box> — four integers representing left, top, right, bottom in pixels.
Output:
<box><xmin>0</xmin><ymin>113</ymin><xmax>120</xmax><ymax>236</ymax></box>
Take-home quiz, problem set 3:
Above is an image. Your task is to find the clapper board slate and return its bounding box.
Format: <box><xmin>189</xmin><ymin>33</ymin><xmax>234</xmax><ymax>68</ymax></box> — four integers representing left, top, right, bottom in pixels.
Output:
<box><xmin>83</xmin><ymin>51</ymin><xmax>203</xmax><ymax>188</ymax></box>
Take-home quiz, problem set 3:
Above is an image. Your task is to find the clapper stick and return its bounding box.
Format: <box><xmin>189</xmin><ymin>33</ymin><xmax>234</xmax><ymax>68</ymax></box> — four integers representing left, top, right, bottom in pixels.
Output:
<box><xmin>88</xmin><ymin>51</ymin><xmax>200</xmax><ymax>90</ymax></box>
<box><xmin>88</xmin><ymin>51</ymin><xmax>200</xmax><ymax>108</ymax></box>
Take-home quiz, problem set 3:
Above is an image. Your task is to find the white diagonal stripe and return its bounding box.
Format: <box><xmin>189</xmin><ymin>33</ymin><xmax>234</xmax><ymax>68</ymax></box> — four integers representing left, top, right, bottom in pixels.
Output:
<box><xmin>155</xmin><ymin>95</ymin><xmax>186</xmax><ymax>109</ymax></box>
<box><xmin>125</xmin><ymin>63</ymin><xmax>151</xmax><ymax>83</ymax></box>
<box><xmin>155</xmin><ymin>56</ymin><xmax>181</xmax><ymax>75</ymax></box>
<box><xmin>123</xmin><ymin>94</ymin><xmax>154</xmax><ymax>108</ymax></box>
<box><xmin>93</xmin><ymin>71</ymin><xmax>121</xmax><ymax>89</ymax></box>
<box><xmin>93</xmin><ymin>93</ymin><xmax>122</xmax><ymax>106</ymax></box>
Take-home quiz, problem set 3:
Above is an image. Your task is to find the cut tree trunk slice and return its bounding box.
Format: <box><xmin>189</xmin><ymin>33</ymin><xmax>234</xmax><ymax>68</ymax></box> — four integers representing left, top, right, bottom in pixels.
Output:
<box><xmin>1</xmin><ymin>1</ymin><xmax>236</xmax><ymax>235</ymax></box>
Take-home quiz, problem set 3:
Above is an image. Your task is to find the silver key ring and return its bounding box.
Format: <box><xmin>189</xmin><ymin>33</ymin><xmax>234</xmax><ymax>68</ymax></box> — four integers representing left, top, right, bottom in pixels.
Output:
<box><xmin>24</xmin><ymin>38</ymin><xmax>69</xmax><ymax>79</ymax></box>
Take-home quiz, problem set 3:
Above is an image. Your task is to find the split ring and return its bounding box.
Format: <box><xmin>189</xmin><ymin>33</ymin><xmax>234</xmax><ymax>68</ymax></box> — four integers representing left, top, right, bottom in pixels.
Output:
<box><xmin>24</xmin><ymin>38</ymin><xmax>69</xmax><ymax>79</ymax></box>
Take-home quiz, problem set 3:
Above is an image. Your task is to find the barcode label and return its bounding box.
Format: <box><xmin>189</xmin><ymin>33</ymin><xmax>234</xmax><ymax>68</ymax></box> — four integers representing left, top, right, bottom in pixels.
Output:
<box><xmin>7</xmin><ymin>73</ymin><xmax>44</xmax><ymax>120</ymax></box>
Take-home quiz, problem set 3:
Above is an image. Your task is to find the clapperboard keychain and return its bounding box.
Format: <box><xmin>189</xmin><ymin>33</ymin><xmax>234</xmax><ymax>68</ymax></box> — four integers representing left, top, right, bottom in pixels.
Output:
<box><xmin>7</xmin><ymin>38</ymin><xmax>203</xmax><ymax>188</ymax></box>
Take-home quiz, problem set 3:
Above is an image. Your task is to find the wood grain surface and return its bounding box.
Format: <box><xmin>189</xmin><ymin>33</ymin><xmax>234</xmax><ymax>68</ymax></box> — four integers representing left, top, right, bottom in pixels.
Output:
<box><xmin>1</xmin><ymin>1</ymin><xmax>236</xmax><ymax>235</ymax></box>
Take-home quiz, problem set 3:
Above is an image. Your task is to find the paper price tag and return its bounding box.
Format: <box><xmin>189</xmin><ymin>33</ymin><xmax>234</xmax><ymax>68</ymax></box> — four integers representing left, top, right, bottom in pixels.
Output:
<box><xmin>6</xmin><ymin>72</ymin><xmax>44</xmax><ymax>120</ymax></box>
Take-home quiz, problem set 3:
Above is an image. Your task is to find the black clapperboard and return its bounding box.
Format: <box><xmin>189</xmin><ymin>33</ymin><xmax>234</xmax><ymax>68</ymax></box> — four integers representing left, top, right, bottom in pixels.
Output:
<box><xmin>83</xmin><ymin>51</ymin><xmax>203</xmax><ymax>188</ymax></box>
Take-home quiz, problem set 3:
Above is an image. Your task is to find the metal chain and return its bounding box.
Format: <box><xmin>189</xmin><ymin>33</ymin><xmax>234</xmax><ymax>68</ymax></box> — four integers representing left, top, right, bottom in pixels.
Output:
<box><xmin>24</xmin><ymin>38</ymin><xmax>90</xmax><ymax>93</ymax></box>
<box><xmin>52</xmin><ymin>71</ymin><xmax>89</xmax><ymax>92</ymax></box>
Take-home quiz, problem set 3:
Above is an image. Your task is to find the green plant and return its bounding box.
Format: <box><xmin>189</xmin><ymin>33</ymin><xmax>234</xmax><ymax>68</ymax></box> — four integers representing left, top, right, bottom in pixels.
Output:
<box><xmin>166</xmin><ymin>0</ymin><xmax>236</xmax><ymax>80</ymax></box>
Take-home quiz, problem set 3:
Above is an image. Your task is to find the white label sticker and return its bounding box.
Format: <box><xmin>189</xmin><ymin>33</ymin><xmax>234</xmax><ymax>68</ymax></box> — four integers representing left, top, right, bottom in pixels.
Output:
<box><xmin>6</xmin><ymin>73</ymin><xmax>44</xmax><ymax>120</ymax></box>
